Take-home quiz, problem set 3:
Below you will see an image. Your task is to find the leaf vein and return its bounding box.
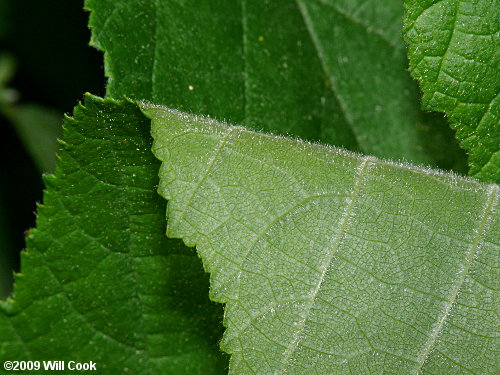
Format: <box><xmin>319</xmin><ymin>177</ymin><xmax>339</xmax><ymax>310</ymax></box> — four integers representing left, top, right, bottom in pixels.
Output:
<box><xmin>280</xmin><ymin>156</ymin><xmax>374</xmax><ymax>372</ymax></box>
<box><xmin>169</xmin><ymin>126</ymin><xmax>239</xmax><ymax>235</ymax></box>
<box><xmin>294</xmin><ymin>0</ymin><xmax>360</xmax><ymax>147</ymax></box>
<box><xmin>413</xmin><ymin>184</ymin><xmax>498</xmax><ymax>373</ymax></box>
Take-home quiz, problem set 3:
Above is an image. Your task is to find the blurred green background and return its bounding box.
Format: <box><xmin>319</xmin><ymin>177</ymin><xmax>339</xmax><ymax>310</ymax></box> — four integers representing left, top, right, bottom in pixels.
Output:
<box><xmin>0</xmin><ymin>0</ymin><xmax>104</xmax><ymax>298</ymax></box>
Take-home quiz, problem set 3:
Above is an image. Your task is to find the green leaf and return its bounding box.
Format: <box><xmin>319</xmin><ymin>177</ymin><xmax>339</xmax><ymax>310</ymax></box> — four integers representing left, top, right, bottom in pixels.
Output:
<box><xmin>0</xmin><ymin>95</ymin><xmax>227</xmax><ymax>374</ymax></box>
<box><xmin>0</xmin><ymin>54</ymin><xmax>61</xmax><ymax>172</ymax></box>
<box><xmin>403</xmin><ymin>0</ymin><xmax>500</xmax><ymax>183</ymax></box>
<box><xmin>2</xmin><ymin>104</ymin><xmax>62</xmax><ymax>172</ymax></box>
<box><xmin>86</xmin><ymin>0</ymin><xmax>465</xmax><ymax>170</ymax></box>
<box><xmin>144</xmin><ymin>103</ymin><xmax>499</xmax><ymax>374</ymax></box>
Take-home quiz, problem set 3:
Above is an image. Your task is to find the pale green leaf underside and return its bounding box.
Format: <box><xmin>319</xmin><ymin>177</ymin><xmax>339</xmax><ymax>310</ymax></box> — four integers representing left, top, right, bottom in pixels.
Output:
<box><xmin>404</xmin><ymin>0</ymin><xmax>500</xmax><ymax>182</ymax></box>
<box><xmin>144</xmin><ymin>103</ymin><xmax>499</xmax><ymax>375</ymax></box>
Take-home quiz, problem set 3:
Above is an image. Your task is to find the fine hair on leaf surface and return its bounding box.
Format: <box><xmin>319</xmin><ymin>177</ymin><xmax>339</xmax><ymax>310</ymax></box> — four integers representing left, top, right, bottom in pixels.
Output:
<box><xmin>0</xmin><ymin>0</ymin><xmax>498</xmax><ymax>374</ymax></box>
<box><xmin>85</xmin><ymin>0</ymin><xmax>467</xmax><ymax>171</ymax></box>
<box><xmin>0</xmin><ymin>95</ymin><xmax>227</xmax><ymax>374</ymax></box>
<box><xmin>144</xmin><ymin>102</ymin><xmax>498</xmax><ymax>375</ymax></box>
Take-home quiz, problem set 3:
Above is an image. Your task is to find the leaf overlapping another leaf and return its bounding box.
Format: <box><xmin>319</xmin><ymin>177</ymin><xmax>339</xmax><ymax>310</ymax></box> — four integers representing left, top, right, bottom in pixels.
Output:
<box><xmin>86</xmin><ymin>0</ymin><xmax>465</xmax><ymax>170</ymax></box>
<box><xmin>0</xmin><ymin>0</ymin><xmax>496</xmax><ymax>374</ymax></box>
<box><xmin>0</xmin><ymin>96</ymin><xmax>227</xmax><ymax>374</ymax></box>
<box><xmin>145</xmin><ymin>103</ymin><xmax>499</xmax><ymax>375</ymax></box>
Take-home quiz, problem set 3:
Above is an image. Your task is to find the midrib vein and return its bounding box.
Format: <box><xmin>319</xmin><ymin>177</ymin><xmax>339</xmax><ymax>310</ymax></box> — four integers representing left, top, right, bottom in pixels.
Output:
<box><xmin>310</xmin><ymin>0</ymin><xmax>400</xmax><ymax>50</ymax></box>
<box><xmin>413</xmin><ymin>184</ymin><xmax>498</xmax><ymax>374</ymax></box>
<box><xmin>151</xmin><ymin>0</ymin><xmax>160</xmax><ymax>100</ymax></box>
<box><xmin>279</xmin><ymin>156</ymin><xmax>373</xmax><ymax>372</ymax></box>
<box><xmin>294</xmin><ymin>0</ymin><xmax>361</xmax><ymax>147</ymax></box>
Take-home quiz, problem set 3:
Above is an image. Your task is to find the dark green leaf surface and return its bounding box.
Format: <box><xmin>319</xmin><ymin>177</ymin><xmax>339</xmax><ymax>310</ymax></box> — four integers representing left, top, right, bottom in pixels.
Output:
<box><xmin>146</xmin><ymin>103</ymin><xmax>499</xmax><ymax>375</ymax></box>
<box><xmin>87</xmin><ymin>0</ymin><xmax>465</xmax><ymax>170</ymax></box>
<box><xmin>0</xmin><ymin>95</ymin><xmax>227</xmax><ymax>374</ymax></box>
<box><xmin>404</xmin><ymin>0</ymin><xmax>499</xmax><ymax>182</ymax></box>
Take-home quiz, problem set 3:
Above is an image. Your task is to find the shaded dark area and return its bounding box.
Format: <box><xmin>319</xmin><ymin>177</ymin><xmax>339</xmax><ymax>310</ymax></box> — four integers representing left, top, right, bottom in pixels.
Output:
<box><xmin>0</xmin><ymin>118</ymin><xmax>43</xmax><ymax>274</ymax></box>
<box><xmin>0</xmin><ymin>0</ymin><xmax>104</xmax><ymax>296</ymax></box>
<box><xmin>2</xmin><ymin>0</ymin><xmax>105</xmax><ymax>109</ymax></box>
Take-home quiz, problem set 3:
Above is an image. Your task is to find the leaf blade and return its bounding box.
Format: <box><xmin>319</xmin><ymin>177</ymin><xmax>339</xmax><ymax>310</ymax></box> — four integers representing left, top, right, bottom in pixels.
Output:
<box><xmin>404</xmin><ymin>0</ymin><xmax>500</xmax><ymax>182</ymax></box>
<box><xmin>87</xmin><ymin>0</ymin><xmax>466</xmax><ymax>169</ymax></box>
<box><xmin>0</xmin><ymin>96</ymin><xmax>227</xmax><ymax>374</ymax></box>
<box><xmin>145</xmin><ymin>103</ymin><xmax>499</xmax><ymax>374</ymax></box>
<box><xmin>3</xmin><ymin>104</ymin><xmax>62</xmax><ymax>172</ymax></box>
